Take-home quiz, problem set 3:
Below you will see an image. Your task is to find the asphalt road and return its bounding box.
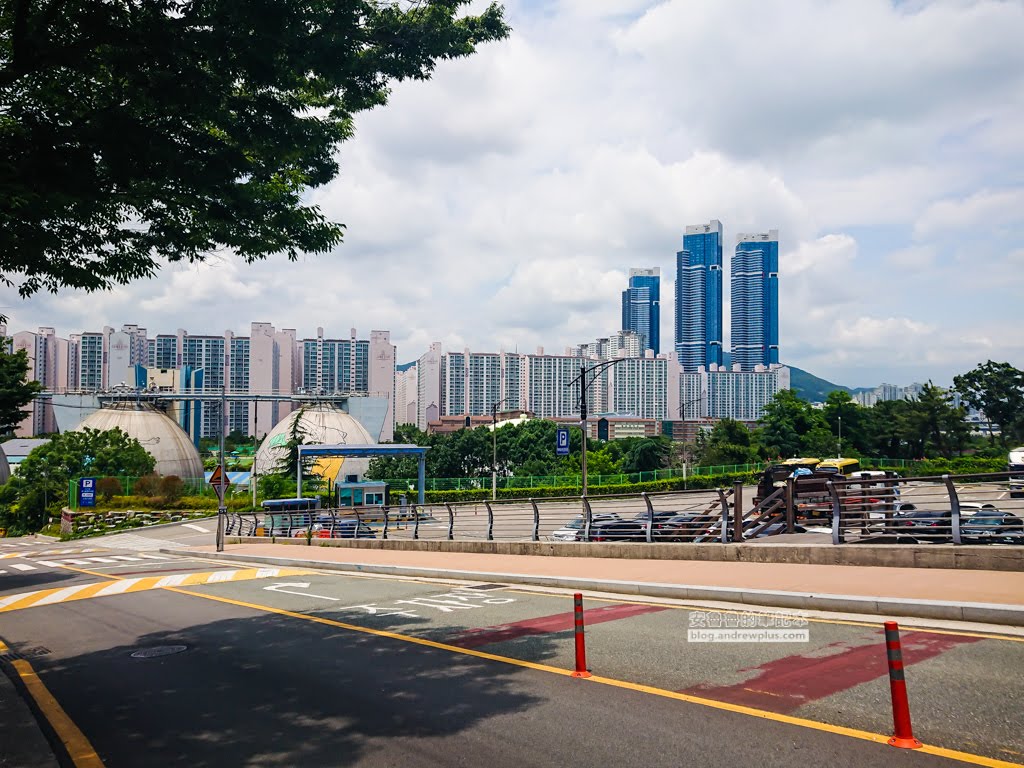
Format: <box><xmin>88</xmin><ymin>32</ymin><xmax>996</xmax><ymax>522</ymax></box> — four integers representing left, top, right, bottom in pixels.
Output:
<box><xmin>1</xmin><ymin>532</ymin><xmax>1022</xmax><ymax>767</ymax></box>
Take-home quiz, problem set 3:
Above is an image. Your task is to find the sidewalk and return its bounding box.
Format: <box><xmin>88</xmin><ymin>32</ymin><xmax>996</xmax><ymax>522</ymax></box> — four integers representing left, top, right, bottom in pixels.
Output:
<box><xmin>181</xmin><ymin>543</ymin><xmax>1024</xmax><ymax>626</ymax></box>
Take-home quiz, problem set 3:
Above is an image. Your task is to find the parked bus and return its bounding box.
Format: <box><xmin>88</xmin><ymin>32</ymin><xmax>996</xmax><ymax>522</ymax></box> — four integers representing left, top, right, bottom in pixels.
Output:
<box><xmin>259</xmin><ymin>497</ymin><xmax>321</xmax><ymax>536</ymax></box>
<box><xmin>815</xmin><ymin>458</ymin><xmax>861</xmax><ymax>477</ymax></box>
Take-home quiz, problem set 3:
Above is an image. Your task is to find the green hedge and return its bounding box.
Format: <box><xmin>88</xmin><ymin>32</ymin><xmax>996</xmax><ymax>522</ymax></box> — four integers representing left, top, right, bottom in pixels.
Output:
<box><xmin>96</xmin><ymin>494</ymin><xmax>255</xmax><ymax>511</ymax></box>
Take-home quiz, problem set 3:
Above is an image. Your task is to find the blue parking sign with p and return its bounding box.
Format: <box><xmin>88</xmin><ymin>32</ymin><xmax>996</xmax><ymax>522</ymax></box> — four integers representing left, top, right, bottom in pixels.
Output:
<box><xmin>556</xmin><ymin>427</ymin><xmax>570</xmax><ymax>456</ymax></box>
<box><xmin>79</xmin><ymin>477</ymin><xmax>97</xmax><ymax>508</ymax></box>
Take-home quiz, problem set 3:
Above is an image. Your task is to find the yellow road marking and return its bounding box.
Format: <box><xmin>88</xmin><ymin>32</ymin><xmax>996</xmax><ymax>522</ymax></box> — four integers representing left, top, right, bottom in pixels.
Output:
<box><xmin>0</xmin><ymin>568</ymin><xmax>312</xmax><ymax>613</ymax></box>
<box><xmin>53</xmin><ymin>564</ymin><xmax>120</xmax><ymax>579</ymax></box>
<box><xmin>169</xmin><ymin>587</ymin><xmax>1022</xmax><ymax>768</ymax></box>
<box><xmin>9</xmin><ymin>658</ymin><xmax>105</xmax><ymax>767</ymax></box>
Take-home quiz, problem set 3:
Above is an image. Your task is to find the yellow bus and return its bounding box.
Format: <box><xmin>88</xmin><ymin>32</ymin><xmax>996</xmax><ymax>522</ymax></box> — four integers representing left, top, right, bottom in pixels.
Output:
<box><xmin>815</xmin><ymin>458</ymin><xmax>861</xmax><ymax>477</ymax></box>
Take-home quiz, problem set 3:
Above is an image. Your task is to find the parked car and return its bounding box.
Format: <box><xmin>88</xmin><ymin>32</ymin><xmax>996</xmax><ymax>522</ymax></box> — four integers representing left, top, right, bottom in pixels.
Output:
<box><xmin>551</xmin><ymin>514</ymin><xmax>619</xmax><ymax>542</ymax></box>
<box><xmin>892</xmin><ymin>509</ymin><xmax>952</xmax><ymax>541</ymax></box>
<box><xmin>631</xmin><ymin>511</ymin><xmax>696</xmax><ymax>538</ymax></box>
<box><xmin>576</xmin><ymin>518</ymin><xmax>645</xmax><ymax>542</ymax></box>
<box><xmin>652</xmin><ymin>514</ymin><xmax>709</xmax><ymax>542</ymax></box>
<box><xmin>301</xmin><ymin>516</ymin><xmax>376</xmax><ymax>539</ymax></box>
<box><xmin>961</xmin><ymin>511</ymin><xmax>1024</xmax><ymax>543</ymax></box>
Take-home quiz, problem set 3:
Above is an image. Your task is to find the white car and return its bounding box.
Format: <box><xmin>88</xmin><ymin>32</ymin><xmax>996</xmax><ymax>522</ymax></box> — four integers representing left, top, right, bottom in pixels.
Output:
<box><xmin>550</xmin><ymin>514</ymin><xmax>620</xmax><ymax>541</ymax></box>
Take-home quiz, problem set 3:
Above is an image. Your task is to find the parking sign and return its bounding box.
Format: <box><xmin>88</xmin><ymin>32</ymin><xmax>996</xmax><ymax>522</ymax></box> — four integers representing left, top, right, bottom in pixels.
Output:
<box><xmin>79</xmin><ymin>477</ymin><xmax>97</xmax><ymax>508</ymax></box>
<box><xmin>556</xmin><ymin>427</ymin><xmax>570</xmax><ymax>456</ymax></box>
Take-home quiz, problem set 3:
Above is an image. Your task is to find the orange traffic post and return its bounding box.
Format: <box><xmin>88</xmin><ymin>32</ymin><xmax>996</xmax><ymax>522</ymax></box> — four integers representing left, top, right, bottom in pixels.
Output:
<box><xmin>572</xmin><ymin>593</ymin><xmax>591</xmax><ymax>678</ymax></box>
<box><xmin>884</xmin><ymin>621</ymin><xmax>922</xmax><ymax>749</ymax></box>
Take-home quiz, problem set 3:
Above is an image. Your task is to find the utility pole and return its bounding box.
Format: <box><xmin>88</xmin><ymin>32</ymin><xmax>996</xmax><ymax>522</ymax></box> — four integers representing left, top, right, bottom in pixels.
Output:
<box><xmin>215</xmin><ymin>386</ymin><xmax>227</xmax><ymax>552</ymax></box>
<box><xmin>837</xmin><ymin>414</ymin><xmax>843</xmax><ymax>459</ymax></box>
<box><xmin>251</xmin><ymin>403</ymin><xmax>258</xmax><ymax>508</ymax></box>
<box><xmin>490</xmin><ymin>397</ymin><xmax>509</xmax><ymax>500</ymax></box>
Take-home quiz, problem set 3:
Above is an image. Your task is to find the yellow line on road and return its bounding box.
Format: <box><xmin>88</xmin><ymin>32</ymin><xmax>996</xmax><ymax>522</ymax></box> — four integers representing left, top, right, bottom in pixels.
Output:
<box><xmin>0</xmin><ymin>568</ymin><xmax>312</xmax><ymax>614</ymax></box>
<box><xmin>9</xmin><ymin>658</ymin><xmax>105</xmax><ymax>767</ymax></box>
<box><xmin>169</xmin><ymin>587</ymin><xmax>1021</xmax><ymax>768</ymax></box>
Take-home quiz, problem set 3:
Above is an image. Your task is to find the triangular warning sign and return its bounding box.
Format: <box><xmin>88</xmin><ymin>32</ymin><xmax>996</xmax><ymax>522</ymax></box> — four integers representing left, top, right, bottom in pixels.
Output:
<box><xmin>208</xmin><ymin>464</ymin><xmax>231</xmax><ymax>487</ymax></box>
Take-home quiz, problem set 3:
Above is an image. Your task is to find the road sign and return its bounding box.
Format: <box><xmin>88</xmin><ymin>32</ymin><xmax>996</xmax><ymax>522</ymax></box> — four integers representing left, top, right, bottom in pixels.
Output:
<box><xmin>208</xmin><ymin>465</ymin><xmax>231</xmax><ymax>488</ymax></box>
<box><xmin>78</xmin><ymin>477</ymin><xmax>97</xmax><ymax>508</ymax></box>
<box><xmin>556</xmin><ymin>427</ymin><xmax>570</xmax><ymax>456</ymax></box>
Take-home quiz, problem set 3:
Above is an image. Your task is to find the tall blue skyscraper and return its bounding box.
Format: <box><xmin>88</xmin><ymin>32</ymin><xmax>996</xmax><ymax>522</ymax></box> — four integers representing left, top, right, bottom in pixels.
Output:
<box><xmin>731</xmin><ymin>230</ymin><xmax>779</xmax><ymax>371</ymax></box>
<box><xmin>675</xmin><ymin>220</ymin><xmax>723</xmax><ymax>371</ymax></box>
<box><xmin>621</xmin><ymin>267</ymin><xmax>660</xmax><ymax>354</ymax></box>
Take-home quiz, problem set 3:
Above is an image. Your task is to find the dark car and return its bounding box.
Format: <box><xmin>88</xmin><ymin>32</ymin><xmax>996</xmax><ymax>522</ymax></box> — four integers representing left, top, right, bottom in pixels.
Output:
<box><xmin>576</xmin><ymin>519</ymin><xmax>645</xmax><ymax>542</ymax></box>
<box><xmin>653</xmin><ymin>514</ymin><xmax>708</xmax><ymax>541</ymax></box>
<box><xmin>961</xmin><ymin>511</ymin><xmax>1024</xmax><ymax>543</ymax></box>
<box><xmin>632</xmin><ymin>511</ymin><xmax>689</xmax><ymax>536</ymax></box>
<box><xmin>892</xmin><ymin>509</ymin><xmax>952</xmax><ymax>541</ymax></box>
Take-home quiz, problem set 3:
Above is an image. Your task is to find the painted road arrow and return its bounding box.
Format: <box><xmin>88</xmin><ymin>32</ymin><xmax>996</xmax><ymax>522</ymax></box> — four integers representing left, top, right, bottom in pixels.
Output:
<box><xmin>263</xmin><ymin>582</ymin><xmax>340</xmax><ymax>601</ymax></box>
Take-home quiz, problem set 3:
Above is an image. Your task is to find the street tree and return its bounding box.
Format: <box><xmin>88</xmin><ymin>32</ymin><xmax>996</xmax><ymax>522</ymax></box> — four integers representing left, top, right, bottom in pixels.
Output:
<box><xmin>758</xmin><ymin>390</ymin><xmax>827</xmax><ymax>458</ymax></box>
<box><xmin>0</xmin><ymin>342</ymin><xmax>42</xmax><ymax>433</ymax></box>
<box><xmin>0</xmin><ymin>427</ymin><xmax>155</xmax><ymax>533</ymax></box>
<box><xmin>0</xmin><ymin>0</ymin><xmax>509</xmax><ymax>298</ymax></box>
<box><xmin>953</xmin><ymin>361</ymin><xmax>1024</xmax><ymax>445</ymax></box>
<box><xmin>904</xmin><ymin>383</ymin><xmax>970</xmax><ymax>458</ymax></box>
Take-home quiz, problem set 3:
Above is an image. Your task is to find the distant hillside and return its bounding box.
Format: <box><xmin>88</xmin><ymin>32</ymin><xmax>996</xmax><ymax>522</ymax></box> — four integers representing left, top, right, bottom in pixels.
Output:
<box><xmin>788</xmin><ymin>365</ymin><xmax>852</xmax><ymax>402</ymax></box>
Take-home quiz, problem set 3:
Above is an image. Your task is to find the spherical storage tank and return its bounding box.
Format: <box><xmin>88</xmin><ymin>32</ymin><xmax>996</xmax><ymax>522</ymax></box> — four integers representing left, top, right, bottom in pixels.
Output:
<box><xmin>253</xmin><ymin>404</ymin><xmax>375</xmax><ymax>480</ymax></box>
<box><xmin>75</xmin><ymin>403</ymin><xmax>205</xmax><ymax>479</ymax></box>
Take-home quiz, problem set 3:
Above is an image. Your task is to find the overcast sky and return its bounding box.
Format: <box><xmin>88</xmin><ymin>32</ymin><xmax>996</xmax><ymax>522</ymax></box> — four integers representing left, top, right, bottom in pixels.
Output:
<box><xmin>5</xmin><ymin>0</ymin><xmax>1023</xmax><ymax>388</ymax></box>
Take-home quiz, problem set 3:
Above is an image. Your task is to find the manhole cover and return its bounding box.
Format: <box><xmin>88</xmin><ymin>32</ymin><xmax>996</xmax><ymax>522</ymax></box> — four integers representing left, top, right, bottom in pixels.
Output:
<box><xmin>466</xmin><ymin>584</ymin><xmax>506</xmax><ymax>591</ymax></box>
<box><xmin>130</xmin><ymin>645</ymin><xmax>188</xmax><ymax>659</ymax></box>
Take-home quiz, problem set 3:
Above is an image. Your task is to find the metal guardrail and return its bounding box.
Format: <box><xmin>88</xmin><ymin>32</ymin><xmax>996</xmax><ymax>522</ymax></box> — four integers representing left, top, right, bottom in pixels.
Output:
<box><xmin>223</xmin><ymin>472</ymin><xmax>1024</xmax><ymax>547</ymax></box>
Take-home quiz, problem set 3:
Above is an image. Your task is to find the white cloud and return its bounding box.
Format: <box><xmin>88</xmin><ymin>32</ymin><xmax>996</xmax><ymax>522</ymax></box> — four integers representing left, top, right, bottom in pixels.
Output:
<box><xmin>914</xmin><ymin>188</ymin><xmax>1024</xmax><ymax>239</ymax></box>
<box><xmin>5</xmin><ymin>0</ymin><xmax>1024</xmax><ymax>387</ymax></box>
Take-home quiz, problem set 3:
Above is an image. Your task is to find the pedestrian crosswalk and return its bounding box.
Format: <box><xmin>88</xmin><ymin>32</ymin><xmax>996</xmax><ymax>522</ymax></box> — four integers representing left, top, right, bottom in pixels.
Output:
<box><xmin>95</xmin><ymin>532</ymin><xmax>189</xmax><ymax>552</ymax></box>
<box><xmin>0</xmin><ymin>553</ymin><xmax>176</xmax><ymax>576</ymax></box>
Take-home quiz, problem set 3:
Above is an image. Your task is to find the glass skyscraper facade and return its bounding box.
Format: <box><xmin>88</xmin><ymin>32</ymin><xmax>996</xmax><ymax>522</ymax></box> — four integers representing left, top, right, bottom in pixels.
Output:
<box><xmin>675</xmin><ymin>220</ymin><xmax>723</xmax><ymax>371</ymax></box>
<box><xmin>621</xmin><ymin>267</ymin><xmax>660</xmax><ymax>354</ymax></box>
<box><xmin>731</xmin><ymin>230</ymin><xmax>779</xmax><ymax>371</ymax></box>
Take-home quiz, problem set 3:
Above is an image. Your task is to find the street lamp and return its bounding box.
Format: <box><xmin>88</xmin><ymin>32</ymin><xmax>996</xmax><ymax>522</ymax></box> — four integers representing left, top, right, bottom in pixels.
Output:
<box><xmin>569</xmin><ymin>359</ymin><xmax>627</xmax><ymax>496</ymax></box>
<box><xmin>837</xmin><ymin>414</ymin><xmax>843</xmax><ymax>459</ymax></box>
<box><xmin>490</xmin><ymin>397</ymin><xmax>510</xmax><ymax>500</ymax></box>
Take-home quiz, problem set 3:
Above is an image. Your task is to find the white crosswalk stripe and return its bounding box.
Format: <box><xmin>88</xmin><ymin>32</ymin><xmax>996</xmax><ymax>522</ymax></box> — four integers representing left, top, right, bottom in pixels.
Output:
<box><xmin>9</xmin><ymin>564</ymin><xmax>36</xmax><ymax>571</ymax></box>
<box><xmin>97</xmin><ymin>533</ymin><xmax>189</xmax><ymax>552</ymax></box>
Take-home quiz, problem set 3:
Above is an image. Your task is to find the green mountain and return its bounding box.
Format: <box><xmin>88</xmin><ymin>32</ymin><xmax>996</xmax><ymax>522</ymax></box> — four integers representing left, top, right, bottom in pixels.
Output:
<box><xmin>787</xmin><ymin>365</ymin><xmax>853</xmax><ymax>402</ymax></box>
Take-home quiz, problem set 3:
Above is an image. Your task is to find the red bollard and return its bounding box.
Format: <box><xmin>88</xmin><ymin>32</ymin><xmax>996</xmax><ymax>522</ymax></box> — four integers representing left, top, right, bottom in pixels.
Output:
<box><xmin>572</xmin><ymin>592</ymin><xmax>591</xmax><ymax>678</ymax></box>
<box><xmin>884</xmin><ymin>621</ymin><xmax>922</xmax><ymax>749</ymax></box>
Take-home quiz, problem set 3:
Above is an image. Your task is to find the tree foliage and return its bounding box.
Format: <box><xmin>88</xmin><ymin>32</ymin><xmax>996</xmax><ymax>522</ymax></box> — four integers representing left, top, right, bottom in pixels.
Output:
<box><xmin>954</xmin><ymin>361</ymin><xmax>1024</xmax><ymax>445</ymax></box>
<box><xmin>0</xmin><ymin>341</ymin><xmax>43</xmax><ymax>433</ymax></box>
<box><xmin>0</xmin><ymin>0</ymin><xmax>509</xmax><ymax>297</ymax></box>
<box><xmin>0</xmin><ymin>427</ymin><xmax>155</xmax><ymax>534</ymax></box>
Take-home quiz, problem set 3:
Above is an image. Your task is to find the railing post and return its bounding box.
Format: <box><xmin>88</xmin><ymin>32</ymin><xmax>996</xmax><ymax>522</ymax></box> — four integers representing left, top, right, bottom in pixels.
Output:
<box><xmin>638</xmin><ymin>493</ymin><xmax>655</xmax><ymax>540</ymax></box>
<box><xmin>943</xmin><ymin>474</ymin><xmax>962</xmax><ymax>545</ymax></box>
<box><xmin>382</xmin><ymin>503</ymin><xmax>390</xmax><ymax>540</ymax></box>
<box><xmin>445</xmin><ymin>503</ymin><xmax>454</xmax><ymax>540</ymax></box>
<box><xmin>531</xmin><ymin>498</ymin><xmax>540</xmax><ymax>541</ymax></box>
<box><xmin>732</xmin><ymin>481</ymin><xmax>744</xmax><ymax>543</ymax></box>
<box><xmin>582</xmin><ymin>496</ymin><xmax>593</xmax><ymax>542</ymax></box>
<box><xmin>717</xmin><ymin>487</ymin><xmax>730</xmax><ymax>544</ymax></box>
<box><xmin>484</xmin><ymin>501</ymin><xmax>494</xmax><ymax>541</ymax></box>
<box><xmin>412</xmin><ymin>504</ymin><xmax>420</xmax><ymax>540</ymax></box>
<box><xmin>829</xmin><ymin>480</ymin><xmax>844</xmax><ymax>544</ymax></box>
<box><xmin>785</xmin><ymin>477</ymin><xmax>796</xmax><ymax>533</ymax></box>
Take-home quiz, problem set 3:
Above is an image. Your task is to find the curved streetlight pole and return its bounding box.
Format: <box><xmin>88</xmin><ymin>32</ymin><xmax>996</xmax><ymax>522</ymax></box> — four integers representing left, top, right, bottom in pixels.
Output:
<box><xmin>490</xmin><ymin>397</ymin><xmax>510</xmax><ymax>500</ymax></box>
<box><xmin>569</xmin><ymin>359</ymin><xmax>627</xmax><ymax>497</ymax></box>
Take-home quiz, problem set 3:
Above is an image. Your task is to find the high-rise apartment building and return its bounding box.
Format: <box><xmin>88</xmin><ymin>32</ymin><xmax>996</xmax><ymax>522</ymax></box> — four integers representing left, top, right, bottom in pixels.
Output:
<box><xmin>731</xmin><ymin>230</ymin><xmax>779</xmax><ymax>371</ymax></box>
<box><xmin>621</xmin><ymin>267</ymin><xmax>660</xmax><ymax>354</ymax></box>
<box><xmin>12</xmin><ymin>327</ymin><xmax>69</xmax><ymax>435</ymax></box>
<box><xmin>675</xmin><ymin>220</ymin><xmax>723</xmax><ymax>371</ymax></box>
<box><xmin>681</xmin><ymin>364</ymin><xmax>790</xmax><ymax>422</ymax></box>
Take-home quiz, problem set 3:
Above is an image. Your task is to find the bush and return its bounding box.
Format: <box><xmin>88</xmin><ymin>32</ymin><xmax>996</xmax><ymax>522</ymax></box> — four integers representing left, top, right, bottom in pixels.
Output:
<box><xmin>160</xmin><ymin>475</ymin><xmax>185</xmax><ymax>502</ymax></box>
<box><xmin>96</xmin><ymin>476</ymin><xmax>124</xmax><ymax>501</ymax></box>
<box><xmin>133</xmin><ymin>474</ymin><xmax>162</xmax><ymax>497</ymax></box>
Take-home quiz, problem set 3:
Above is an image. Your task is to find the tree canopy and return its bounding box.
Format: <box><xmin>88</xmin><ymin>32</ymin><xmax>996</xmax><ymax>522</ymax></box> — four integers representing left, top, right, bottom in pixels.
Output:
<box><xmin>954</xmin><ymin>361</ymin><xmax>1024</xmax><ymax>445</ymax></box>
<box><xmin>0</xmin><ymin>427</ymin><xmax>155</xmax><ymax>533</ymax></box>
<box><xmin>0</xmin><ymin>0</ymin><xmax>509</xmax><ymax>297</ymax></box>
<box><xmin>0</xmin><ymin>341</ymin><xmax>42</xmax><ymax>433</ymax></box>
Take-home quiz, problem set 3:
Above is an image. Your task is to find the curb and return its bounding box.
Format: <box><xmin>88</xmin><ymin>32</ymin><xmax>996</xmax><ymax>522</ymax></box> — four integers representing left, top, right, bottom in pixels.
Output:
<box><xmin>161</xmin><ymin>549</ymin><xmax>1024</xmax><ymax>627</ymax></box>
